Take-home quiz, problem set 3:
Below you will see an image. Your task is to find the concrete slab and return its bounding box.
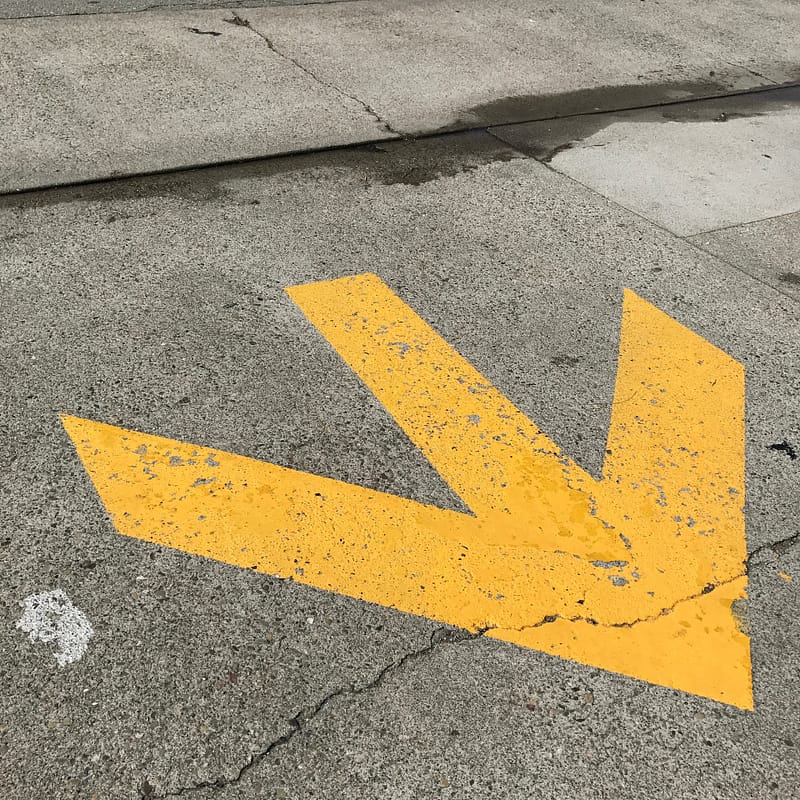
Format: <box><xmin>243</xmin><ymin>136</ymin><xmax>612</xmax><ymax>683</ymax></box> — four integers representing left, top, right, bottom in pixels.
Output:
<box><xmin>3</xmin><ymin>0</ymin><xmax>800</xmax><ymax>192</ymax></box>
<box><xmin>1</xmin><ymin>133</ymin><xmax>798</xmax><ymax>797</ymax></box>
<box><xmin>688</xmin><ymin>212</ymin><xmax>800</xmax><ymax>302</ymax></box>
<box><xmin>243</xmin><ymin>0</ymin><xmax>800</xmax><ymax>132</ymax></box>
<box><xmin>492</xmin><ymin>86</ymin><xmax>800</xmax><ymax>236</ymax></box>
<box><xmin>0</xmin><ymin>9</ymin><xmax>391</xmax><ymax>193</ymax></box>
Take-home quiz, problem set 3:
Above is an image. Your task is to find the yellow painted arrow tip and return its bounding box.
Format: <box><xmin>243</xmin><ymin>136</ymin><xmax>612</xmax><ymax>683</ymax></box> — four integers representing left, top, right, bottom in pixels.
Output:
<box><xmin>59</xmin><ymin>282</ymin><xmax>752</xmax><ymax>711</ymax></box>
<box><xmin>61</xmin><ymin>414</ymin><xmax>98</xmax><ymax>442</ymax></box>
<box><xmin>621</xmin><ymin>287</ymin><xmax>659</xmax><ymax>319</ymax></box>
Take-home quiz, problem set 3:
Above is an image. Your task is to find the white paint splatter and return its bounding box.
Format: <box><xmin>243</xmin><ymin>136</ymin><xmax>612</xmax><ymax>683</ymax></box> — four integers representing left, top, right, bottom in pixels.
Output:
<box><xmin>16</xmin><ymin>589</ymin><xmax>93</xmax><ymax>666</ymax></box>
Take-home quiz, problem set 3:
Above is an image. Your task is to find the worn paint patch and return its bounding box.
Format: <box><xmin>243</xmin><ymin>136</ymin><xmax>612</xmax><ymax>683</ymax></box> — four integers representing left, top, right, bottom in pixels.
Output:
<box><xmin>778</xmin><ymin>571</ymin><xmax>792</xmax><ymax>582</ymax></box>
<box><xmin>62</xmin><ymin>273</ymin><xmax>751</xmax><ymax>708</ymax></box>
<box><xmin>16</xmin><ymin>589</ymin><xmax>93</xmax><ymax>666</ymax></box>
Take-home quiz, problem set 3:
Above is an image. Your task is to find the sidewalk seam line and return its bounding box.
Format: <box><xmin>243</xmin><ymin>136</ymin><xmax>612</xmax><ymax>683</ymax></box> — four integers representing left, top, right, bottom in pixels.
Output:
<box><xmin>0</xmin><ymin>0</ymin><xmax>372</xmax><ymax>23</ymax></box>
<box><xmin>493</xmin><ymin>129</ymin><xmax>800</xmax><ymax>308</ymax></box>
<box><xmin>2</xmin><ymin>81</ymin><xmax>797</xmax><ymax>199</ymax></box>
<box><xmin>682</xmin><ymin>237</ymin><xmax>800</xmax><ymax>305</ymax></box>
<box><xmin>685</xmin><ymin>208</ymin><xmax>800</xmax><ymax>238</ymax></box>
<box><xmin>482</xmin><ymin>81</ymin><xmax>800</xmax><ymax>133</ymax></box>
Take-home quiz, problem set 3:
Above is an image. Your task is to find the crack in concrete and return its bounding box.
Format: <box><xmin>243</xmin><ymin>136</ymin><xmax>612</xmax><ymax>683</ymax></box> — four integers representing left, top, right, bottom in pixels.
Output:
<box><xmin>502</xmin><ymin>534</ymin><xmax>800</xmax><ymax>637</ymax></box>
<box><xmin>0</xmin><ymin>0</ymin><xmax>371</xmax><ymax>21</ymax></box>
<box><xmin>224</xmin><ymin>11</ymin><xmax>406</xmax><ymax>139</ymax></box>
<box><xmin>155</xmin><ymin>625</ymin><xmax>481</xmax><ymax>797</ymax></box>
<box><xmin>722</xmin><ymin>60</ymin><xmax>779</xmax><ymax>86</ymax></box>
<box><xmin>684</xmin><ymin>234</ymin><xmax>800</xmax><ymax>305</ymax></box>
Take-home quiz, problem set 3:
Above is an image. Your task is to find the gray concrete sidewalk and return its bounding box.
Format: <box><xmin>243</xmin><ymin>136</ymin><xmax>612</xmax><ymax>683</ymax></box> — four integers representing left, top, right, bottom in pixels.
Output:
<box><xmin>2</xmin><ymin>0</ymin><xmax>799</xmax><ymax>192</ymax></box>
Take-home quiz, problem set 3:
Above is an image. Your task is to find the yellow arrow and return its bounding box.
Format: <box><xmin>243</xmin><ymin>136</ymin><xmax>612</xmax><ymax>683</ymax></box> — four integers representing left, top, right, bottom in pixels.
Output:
<box><xmin>62</xmin><ymin>273</ymin><xmax>751</xmax><ymax>708</ymax></box>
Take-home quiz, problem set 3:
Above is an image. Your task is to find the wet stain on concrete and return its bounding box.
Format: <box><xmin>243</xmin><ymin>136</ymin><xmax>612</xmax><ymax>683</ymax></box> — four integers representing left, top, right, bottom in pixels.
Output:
<box><xmin>451</xmin><ymin>78</ymin><xmax>741</xmax><ymax>130</ymax></box>
<box><xmin>550</xmin><ymin>354</ymin><xmax>581</xmax><ymax>367</ymax></box>
<box><xmin>778</xmin><ymin>272</ymin><xmax>800</xmax><ymax>286</ymax></box>
<box><xmin>186</xmin><ymin>27</ymin><xmax>222</xmax><ymax>37</ymax></box>
<box><xmin>0</xmin><ymin>131</ymin><xmax>523</xmax><ymax>211</ymax></box>
<box><xmin>489</xmin><ymin>84</ymin><xmax>800</xmax><ymax>163</ymax></box>
<box><xmin>3</xmin><ymin>81</ymin><xmax>797</xmax><ymax>212</ymax></box>
<box><xmin>353</xmin><ymin>132</ymin><xmax>522</xmax><ymax>186</ymax></box>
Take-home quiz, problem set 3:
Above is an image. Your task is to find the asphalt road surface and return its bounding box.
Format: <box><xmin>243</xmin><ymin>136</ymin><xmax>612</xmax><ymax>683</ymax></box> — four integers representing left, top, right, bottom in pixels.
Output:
<box><xmin>2</xmin><ymin>124</ymin><xmax>799</xmax><ymax>798</ymax></box>
<box><xmin>1</xmin><ymin>2</ymin><xmax>799</xmax><ymax>799</ymax></box>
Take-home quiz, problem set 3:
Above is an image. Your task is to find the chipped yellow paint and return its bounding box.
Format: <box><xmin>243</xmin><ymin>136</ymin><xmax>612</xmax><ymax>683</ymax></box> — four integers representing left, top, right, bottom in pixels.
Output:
<box><xmin>62</xmin><ymin>273</ymin><xmax>751</xmax><ymax>708</ymax></box>
<box><xmin>778</xmin><ymin>572</ymin><xmax>792</xmax><ymax>583</ymax></box>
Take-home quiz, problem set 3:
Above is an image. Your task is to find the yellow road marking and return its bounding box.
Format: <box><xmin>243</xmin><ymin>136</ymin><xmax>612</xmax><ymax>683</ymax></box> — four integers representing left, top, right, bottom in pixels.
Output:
<box><xmin>62</xmin><ymin>273</ymin><xmax>751</xmax><ymax>708</ymax></box>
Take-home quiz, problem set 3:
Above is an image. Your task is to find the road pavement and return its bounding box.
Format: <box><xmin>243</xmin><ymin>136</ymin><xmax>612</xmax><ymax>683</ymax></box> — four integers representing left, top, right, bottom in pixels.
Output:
<box><xmin>1</xmin><ymin>2</ymin><xmax>798</xmax><ymax>799</ymax></box>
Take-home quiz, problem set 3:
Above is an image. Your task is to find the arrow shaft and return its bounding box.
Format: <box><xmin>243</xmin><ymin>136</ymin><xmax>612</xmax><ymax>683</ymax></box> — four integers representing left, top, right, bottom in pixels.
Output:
<box><xmin>62</xmin><ymin>417</ymin><xmax>638</xmax><ymax>630</ymax></box>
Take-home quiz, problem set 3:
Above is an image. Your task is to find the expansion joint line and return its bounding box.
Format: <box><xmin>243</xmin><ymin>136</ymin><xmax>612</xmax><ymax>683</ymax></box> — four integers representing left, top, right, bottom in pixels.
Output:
<box><xmin>225</xmin><ymin>12</ymin><xmax>407</xmax><ymax>139</ymax></box>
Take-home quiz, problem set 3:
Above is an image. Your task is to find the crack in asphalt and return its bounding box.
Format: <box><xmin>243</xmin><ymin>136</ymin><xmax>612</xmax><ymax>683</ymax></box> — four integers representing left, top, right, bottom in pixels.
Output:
<box><xmin>224</xmin><ymin>11</ymin><xmax>406</xmax><ymax>139</ymax></box>
<box><xmin>155</xmin><ymin>625</ymin><xmax>483</xmax><ymax>797</ymax></box>
<box><xmin>144</xmin><ymin>533</ymin><xmax>800</xmax><ymax>797</ymax></box>
<box><xmin>497</xmin><ymin>572</ymin><xmax>746</xmax><ymax>637</ymax></box>
<box><xmin>747</xmin><ymin>530</ymin><xmax>800</xmax><ymax>561</ymax></box>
